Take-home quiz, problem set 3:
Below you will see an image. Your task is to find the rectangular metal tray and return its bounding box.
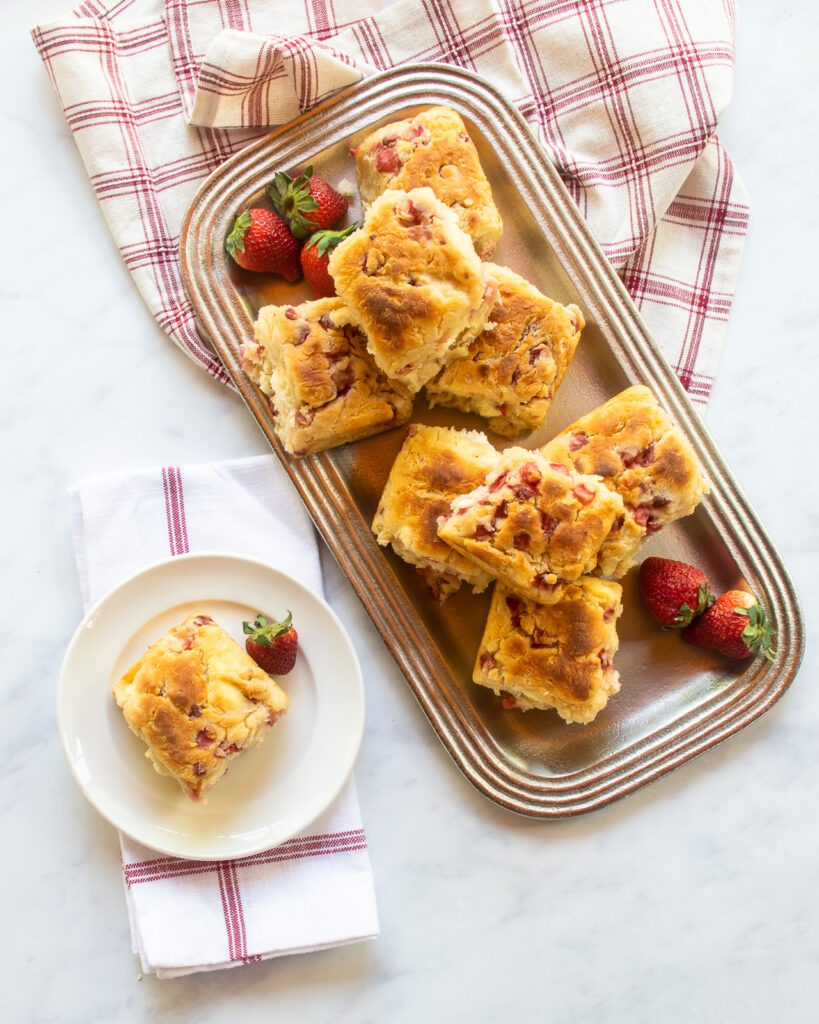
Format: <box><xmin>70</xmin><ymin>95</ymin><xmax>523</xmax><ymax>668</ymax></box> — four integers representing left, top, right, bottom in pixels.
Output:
<box><xmin>180</xmin><ymin>65</ymin><xmax>804</xmax><ymax>816</ymax></box>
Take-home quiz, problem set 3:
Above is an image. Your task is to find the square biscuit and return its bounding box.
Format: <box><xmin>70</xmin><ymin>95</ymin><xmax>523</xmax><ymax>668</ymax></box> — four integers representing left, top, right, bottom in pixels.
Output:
<box><xmin>113</xmin><ymin>613</ymin><xmax>289</xmax><ymax>801</ymax></box>
<box><xmin>438</xmin><ymin>447</ymin><xmax>624</xmax><ymax>604</ymax></box>
<box><xmin>541</xmin><ymin>385</ymin><xmax>709</xmax><ymax>577</ymax></box>
<box><xmin>328</xmin><ymin>187</ymin><xmax>496</xmax><ymax>394</ymax></box>
<box><xmin>243</xmin><ymin>297</ymin><xmax>413</xmax><ymax>456</ymax></box>
<box><xmin>355</xmin><ymin>105</ymin><xmax>503</xmax><ymax>258</ymax></box>
<box><xmin>426</xmin><ymin>263</ymin><xmax>584</xmax><ymax>437</ymax></box>
<box><xmin>473</xmin><ymin>579</ymin><xmax>623</xmax><ymax>724</ymax></box>
<box><xmin>372</xmin><ymin>424</ymin><xmax>499</xmax><ymax>600</ymax></box>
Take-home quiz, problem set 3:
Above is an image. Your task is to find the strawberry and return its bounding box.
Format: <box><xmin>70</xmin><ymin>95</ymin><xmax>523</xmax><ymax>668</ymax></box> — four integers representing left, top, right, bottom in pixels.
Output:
<box><xmin>225</xmin><ymin>208</ymin><xmax>302</xmax><ymax>280</ymax></box>
<box><xmin>682</xmin><ymin>590</ymin><xmax>776</xmax><ymax>661</ymax></box>
<box><xmin>268</xmin><ymin>166</ymin><xmax>348</xmax><ymax>239</ymax></box>
<box><xmin>300</xmin><ymin>224</ymin><xmax>358</xmax><ymax>298</ymax></box>
<box><xmin>242</xmin><ymin>611</ymin><xmax>299</xmax><ymax>675</ymax></box>
<box><xmin>639</xmin><ymin>556</ymin><xmax>713</xmax><ymax>629</ymax></box>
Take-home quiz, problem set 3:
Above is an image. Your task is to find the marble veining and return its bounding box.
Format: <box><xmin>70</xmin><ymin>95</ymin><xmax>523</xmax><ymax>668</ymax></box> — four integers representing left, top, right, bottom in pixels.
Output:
<box><xmin>2</xmin><ymin>2</ymin><xmax>817</xmax><ymax>1021</ymax></box>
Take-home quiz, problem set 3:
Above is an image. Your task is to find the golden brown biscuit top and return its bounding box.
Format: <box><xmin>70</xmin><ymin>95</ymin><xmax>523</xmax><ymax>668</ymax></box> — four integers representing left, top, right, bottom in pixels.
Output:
<box><xmin>357</xmin><ymin>106</ymin><xmax>502</xmax><ymax>254</ymax></box>
<box><xmin>440</xmin><ymin>448</ymin><xmax>625</xmax><ymax>594</ymax></box>
<box><xmin>113</xmin><ymin>613</ymin><xmax>289</xmax><ymax>799</ymax></box>
<box><xmin>429</xmin><ymin>263</ymin><xmax>584</xmax><ymax>415</ymax></box>
<box><xmin>328</xmin><ymin>188</ymin><xmax>489</xmax><ymax>366</ymax></box>
<box><xmin>475</xmin><ymin>579</ymin><xmax>622</xmax><ymax>707</ymax></box>
<box><xmin>373</xmin><ymin>424</ymin><xmax>498</xmax><ymax>565</ymax></box>
<box><xmin>541</xmin><ymin>384</ymin><xmax>707</xmax><ymax>532</ymax></box>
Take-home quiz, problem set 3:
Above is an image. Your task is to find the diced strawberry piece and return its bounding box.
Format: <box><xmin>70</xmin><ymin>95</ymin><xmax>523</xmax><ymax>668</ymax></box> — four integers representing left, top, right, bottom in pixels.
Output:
<box><xmin>603</xmin><ymin>607</ymin><xmax>616</xmax><ymax>622</ymax></box>
<box><xmin>191</xmin><ymin>615</ymin><xmax>213</xmax><ymax>627</ymax></box>
<box><xmin>519</xmin><ymin>462</ymin><xmax>542</xmax><ymax>486</ymax></box>
<box><xmin>478</xmin><ymin>650</ymin><xmax>497</xmax><ymax>671</ymax></box>
<box><xmin>406</xmin><ymin>123</ymin><xmax>425</xmax><ymax>139</ymax></box>
<box><xmin>196</xmin><ymin>729</ymin><xmax>214</xmax><ymax>748</ymax></box>
<box><xmin>267</xmin><ymin>710</ymin><xmax>284</xmax><ymax>727</ymax></box>
<box><xmin>284</xmin><ymin>307</ymin><xmax>297</xmax><ymax>320</ymax></box>
<box><xmin>549</xmin><ymin>462</ymin><xmax>569</xmax><ymax>476</ymax></box>
<box><xmin>573</xmin><ymin>483</ymin><xmax>596</xmax><ymax>505</ymax></box>
<box><xmin>473</xmin><ymin>523</ymin><xmax>495</xmax><ymax>540</ymax></box>
<box><xmin>188</xmin><ymin>704</ymin><xmax>203</xmax><ymax>718</ymax></box>
<box><xmin>295</xmin><ymin>408</ymin><xmax>314</xmax><ymax>427</ymax></box>
<box><xmin>598</xmin><ymin>649</ymin><xmax>613</xmax><ymax>670</ymax></box>
<box><xmin>513</xmin><ymin>533</ymin><xmax>530</xmax><ymax>550</ymax></box>
<box><xmin>489</xmin><ymin>471</ymin><xmax>509</xmax><ymax>493</ymax></box>
<box><xmin>540</xmin><ymin>513</ymin><xmax>558</xmax><ymax>537</ymax></box>
<box><xmin>501</xmin><ymin>696</ymin><xmax>519</xmax><ymax>710</ymax></box>
<box><xmin>513</xmin><ymin>485</ymin><xmax>536</xmax><ymax>502</ymax></box>
<box><xmin>622</xmin><ymin>443</ymin><xmax>655</xmax><ymax>468</ymax></box>
<box><xmin>492</xmin><ymin>500</ymin><xmax>509</xmax><ymax>522</ymax></box>
<box><xmin>632</xmin><ymin>506</ymin><xmax>651</xmax><ymax>527</ymax></box>
<box><xmin>528</xmin><ymin>346</ymin><xmax>545</xmax><ymax>365</ymax></box>
<box><xmin>569</xmin><ymin>431</ymin><xmax>588</xmax><ymax>451</ymax></box>
<box><xmin>192</xmin><ymin>762</ymin><xmax>207</xmax><ymax>777</ymax></box>
<box><xmin>505</xmin><ymin>595</ymin><xmax>523</xmax><ymax>629</ymax></box>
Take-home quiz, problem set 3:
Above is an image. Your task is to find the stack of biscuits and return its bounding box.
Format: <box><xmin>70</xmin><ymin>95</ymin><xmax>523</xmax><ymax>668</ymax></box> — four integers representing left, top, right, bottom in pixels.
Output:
<box><xmin>240</xmin><ymin>105</ymin><xmax>709</xmax><ymax>725</ymax></box>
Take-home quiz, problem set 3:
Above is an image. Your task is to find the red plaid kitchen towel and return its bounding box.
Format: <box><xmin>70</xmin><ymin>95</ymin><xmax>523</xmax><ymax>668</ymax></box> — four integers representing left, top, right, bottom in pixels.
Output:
<box><xmin>71</xmin><ymin>455</ymin><xmax>379</xmax><ymax>978</ymax></box>
<box><xmin>33</xmin><ymin>0</ymin><xmax>747</xmax><ymax>405</ymax></box>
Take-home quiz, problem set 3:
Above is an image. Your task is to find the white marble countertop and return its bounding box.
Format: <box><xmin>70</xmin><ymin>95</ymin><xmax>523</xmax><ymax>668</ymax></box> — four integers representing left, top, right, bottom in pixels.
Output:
<box><xmin>3</xmin><ymin>3</ymin><xmax>817</xmax><ymax>1021</ymax></box>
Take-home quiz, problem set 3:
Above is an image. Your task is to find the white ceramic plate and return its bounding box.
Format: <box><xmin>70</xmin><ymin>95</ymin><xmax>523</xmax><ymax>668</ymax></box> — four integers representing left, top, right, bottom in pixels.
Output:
<box><xmin>58</xmin><ymin>552</ymin><xmax>364</xmax><ymax>860</ymax></box>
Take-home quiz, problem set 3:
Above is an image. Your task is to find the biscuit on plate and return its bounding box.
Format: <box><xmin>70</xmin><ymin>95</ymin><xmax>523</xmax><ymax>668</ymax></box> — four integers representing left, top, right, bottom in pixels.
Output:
<box><xmin>372</xmin><ymin>424</ymin><xmax>499</xmax><ymax>600</ymax></box>
<box><xmin>425</xmin><ymin>263</ymin><xmax>584</xmax><ymax>437</ymax></box>
<box><xmin>472</xmin><ymin>578</ymin><xmax>623</xmax><ymax>724</ymax></box>
<box><xmin>438</xmin><ymin>447</ymin><xmax>624</xmax><ymax>604</ymax></box>
<box><xmin>242</xmin><ymin>297</ymin><xmax>412</xmax><ymax>457</ymax></box>
<box><xmin>540</xmin><ymin>385</ymin><xmax>709</xmax><ymax>578</ymax></box>
<box><xmin>113</xmin><ymin>613</ymin><xmax>289</xmax><ymax>801</ymax></box>
<box><xmin>328</xmin><ymin>187</ymin><xmax>496</xmax><ymax>394</ymax></box>
<box><xmin>355</xmin><ymin>105</ymin><xmax>503</xmax><ymax>258</ymax></box>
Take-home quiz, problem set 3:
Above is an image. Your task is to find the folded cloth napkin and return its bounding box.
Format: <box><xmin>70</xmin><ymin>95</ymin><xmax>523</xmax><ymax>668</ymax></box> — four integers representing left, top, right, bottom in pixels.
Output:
<box><xmin>71</xmin><ymin>454</ymin><xmax>379</xmax><ymax>979</ymax></box>
<box><xmin>33</xmin><ymin>0</ymin><xmax>747</xmax><ymax>408</ymax></box>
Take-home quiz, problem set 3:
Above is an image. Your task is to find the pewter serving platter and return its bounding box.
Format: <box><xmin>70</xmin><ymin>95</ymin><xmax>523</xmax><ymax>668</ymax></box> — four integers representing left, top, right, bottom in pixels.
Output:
<box><xmin>180</xmin><ymin>65</ymin><xmax>804</xmax><ymax>817</ymax></box>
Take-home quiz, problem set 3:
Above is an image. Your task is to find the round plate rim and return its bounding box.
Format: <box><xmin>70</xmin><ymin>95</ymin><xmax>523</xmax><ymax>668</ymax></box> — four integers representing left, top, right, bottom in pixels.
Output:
<box><xmin>57</xmin><ymin>551</ymin><xmax>365</xmax><ymax>860</ymax></box>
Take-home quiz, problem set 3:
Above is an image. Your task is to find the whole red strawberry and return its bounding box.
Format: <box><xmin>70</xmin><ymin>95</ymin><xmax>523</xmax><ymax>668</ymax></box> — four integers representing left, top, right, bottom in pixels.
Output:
<box><xmin>268</xmin><ymin>166</ymin><xmax>348</xmax><ymax>239</ymax></box>
<box><xmin>639</xmin><ymin>556</ymin><xmax>713</xmax><ymax>629</ymax></box>
<box><xmin>225</xmin><ymin>208</ymin><xmax>302</xmax><ymax>280</ymax></box>
<box><xmin>682</xmin><ymin>590</ymin><xmax>776</xmax><ymax>661</ymax></box>
<box><xmin>301</xmin><ymin>224</ymin><xmax>358</xmax><ymax>298</ymax></box>
<box><xmin>243</xmin><ymin>611</ymin><xmax>299</xmax><ymax>675</ymax></box>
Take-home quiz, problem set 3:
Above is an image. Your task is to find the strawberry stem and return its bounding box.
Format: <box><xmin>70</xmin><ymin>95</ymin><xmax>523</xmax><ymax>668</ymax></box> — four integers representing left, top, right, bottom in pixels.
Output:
<box><xmin>225</xmin><ymin>210</ymin><xmax>251</xmax><ymax>258</ymax></box>
<box><xmin>736</xmin><ymin>602</ymin><xmax>776</xmax><ymax>661</ymax></box>
<box><xmin>242</xmin><ymin>611</ymin><xmax>293</xmax><ymax>646</ymax></box>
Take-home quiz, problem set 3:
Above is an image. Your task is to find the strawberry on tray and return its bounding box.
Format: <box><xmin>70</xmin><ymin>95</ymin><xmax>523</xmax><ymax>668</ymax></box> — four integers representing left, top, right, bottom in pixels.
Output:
<box><xmin>225</xmin><ymin>208</ymin><xmax>302</xmax><ymax>280</ymax></box>
<box><xmin>268</xmin><ymin>165</ymin><xmax>349</xmax><ymax>239</ymax></box>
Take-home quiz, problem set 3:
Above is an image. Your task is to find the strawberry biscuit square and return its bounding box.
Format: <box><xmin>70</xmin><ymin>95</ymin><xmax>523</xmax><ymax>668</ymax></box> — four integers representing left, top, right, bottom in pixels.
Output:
<box><xmin>372</xmin><ymin>424</ymin><xmax>499</xmax><ymax>601</ymax></box>
<box><xmin>425</xmin><ymin>263</ymin><xmax>584</xmax><ymax>437</ymax></box>
<box><xmin>354</xmin><ymin>105</ymin><xmax>503</xmax><ymax>258</ymax></box>
<box><xmin>242</xmin><ymin>296</ymin><xmax>412</xmax><ymax>457</ymax></box>
<box><xmin>113</xmin><ymin>613</ymin><xmax>289</xmax><ymax>801</ymax></box>
<box><xmin>437</xmin><ymin>448</ymin><xmax>624</xmax><ymax>604</ymax></box>
<box><xmin>540</xmin><ymin>385</ymin><xmax>709</xmax><ymax>578</ymax></box>
<box><xmin>473</xmin><ymin>579</ymin><xmax>623</xmax><ymax>724</ymax></box>
<box><xmin>327</xmin><ymin>187</ymin><xmax>496</xmax><ymax>394</ymax></box>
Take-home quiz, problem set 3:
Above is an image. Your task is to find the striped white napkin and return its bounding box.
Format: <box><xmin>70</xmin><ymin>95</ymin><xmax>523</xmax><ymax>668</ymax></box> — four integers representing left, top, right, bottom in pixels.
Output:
<box><xmin>71</xmin><ymin>454</ymin><xmax>379</xmax><ymax>979</ymax></box>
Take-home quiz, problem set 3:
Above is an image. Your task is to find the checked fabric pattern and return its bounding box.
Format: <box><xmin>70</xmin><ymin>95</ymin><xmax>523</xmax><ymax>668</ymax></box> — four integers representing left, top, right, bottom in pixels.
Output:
<box><xmin>71</xmin><ymin>455</ymin><xmax>379</xmax><ymax>978</ymax></box>
<box><xmin>32</xmin><ymin>0</ymin><xmax>748</xmax><ymax>408</ymax></box>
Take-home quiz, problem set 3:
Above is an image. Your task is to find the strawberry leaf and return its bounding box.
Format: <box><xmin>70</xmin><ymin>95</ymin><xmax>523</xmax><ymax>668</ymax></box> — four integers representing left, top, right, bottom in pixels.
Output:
<box><xmin>225</xmin><ymin>210</ymin><xmax>251</xmax><ymax>258</ymax></box>
<box><xmin>736</xmin><ymin>601</ymin><xmax>776</xmax><ymax>661</ymax></box>
<box><xmin>305</xmin><ymin>222</ymin><xmax>359</xmax><ymax>257</ymax></box>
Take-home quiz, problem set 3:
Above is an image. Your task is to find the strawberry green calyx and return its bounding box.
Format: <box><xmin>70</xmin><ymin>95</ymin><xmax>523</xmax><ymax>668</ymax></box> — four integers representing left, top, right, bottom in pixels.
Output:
<box><xmin>268</xmin><ymin>166</ymin><xmax>320</xmax><ymax>239</ymax></box>
<box><xmin>305</xmin><ymin>223</ymin><xmax>358</xmax><ymax>257</ymax></box>
<box><xmin>225</xmin><ymin>210</ymin><xmax>251</xmax><ymax>257</ymax></box>
<box><xmin>736</xmin><ymin>602</ymin><xmax>776</xmax><ymax>661</ymax></box>
<box><xmin>242</xmin><ymin>611</ymin><xmax>293</xmax><ymax>647</ymax></box>
<box><xmin>672</xmin><ymin>582</ymin><xmax>714</xmax><ymax>629</ymax></box>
